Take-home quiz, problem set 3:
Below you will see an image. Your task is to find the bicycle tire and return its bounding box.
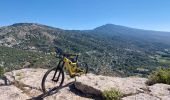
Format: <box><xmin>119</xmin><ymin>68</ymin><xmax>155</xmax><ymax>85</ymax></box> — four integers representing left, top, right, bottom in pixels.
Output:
<box><xmin>78</xmin><ymin>62</ymin><xmax>88</xmax><ymax>74</ymax></box>
<box><xmin>41</xmin><ymin>67</ymin><xmax>64</xmax><ymax>93</ymax></box>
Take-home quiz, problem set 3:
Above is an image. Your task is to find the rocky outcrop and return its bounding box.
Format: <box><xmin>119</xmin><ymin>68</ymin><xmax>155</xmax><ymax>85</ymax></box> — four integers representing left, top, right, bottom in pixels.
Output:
<box><xmin>0</xmin><ymin>68</ymin><xmax>170</xmax><ymax>100</ymax></box>
<box><xmin>122</xmin><ymin>93</ymin><xmax>160</xmax><ymax>100</ymax></box>
<box><xmin>0</xmin><ymin>85</ymin><xmax>29</xmax><ymax>100</ymax></box>
<box><xmin>1</xmin><ymin>68</ymin><xmax>92</xmax><ymax>100</ymax></box>
<box><xmin>74</xmin><ymin>73</ymin><xmax>147</xmax><ymax>95</ymax></box>
<box><xmin>149</xmin><ymin>84</ymin><xmax>170</xmax><ymax>100</ymax></box>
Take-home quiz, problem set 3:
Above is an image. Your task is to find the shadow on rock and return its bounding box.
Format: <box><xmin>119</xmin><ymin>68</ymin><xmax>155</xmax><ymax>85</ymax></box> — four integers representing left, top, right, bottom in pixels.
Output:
<box><xmin>27</xmin><ymin>81</ymin><xmax>75</xmax><ymax>100</ymax></box>
<box><xmin>69</xmin><ymin>83</ymin><xmax>103</xmax><ymax>100</ymax></box>
<box><xmin>27</xmin><ymin>81</ymin><xmax>102</xmax><ymax>100</ymax></box>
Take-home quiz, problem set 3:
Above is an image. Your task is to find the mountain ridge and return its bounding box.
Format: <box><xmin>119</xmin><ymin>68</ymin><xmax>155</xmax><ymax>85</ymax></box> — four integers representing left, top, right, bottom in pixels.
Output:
<box><xmin>2</xmin><ymin>23</ymin><xmax>170</xmax><ymax>33</ymax></box>
<box><xmin>0</xmin><ymin>23</ymin><xmax>170</xmax><ymax>77</ymax></box>
<box><xmin>95</xmin><ymin>23</ymin><xmax>170</xmax><ymax>33</ymax></box>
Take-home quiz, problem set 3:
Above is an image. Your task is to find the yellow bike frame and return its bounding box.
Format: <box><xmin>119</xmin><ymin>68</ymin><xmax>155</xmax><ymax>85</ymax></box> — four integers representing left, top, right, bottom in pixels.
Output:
<box><xmin>63</xmin><ymin>57</ymin><xmax>85</xmax><ymax>77</ymax></box>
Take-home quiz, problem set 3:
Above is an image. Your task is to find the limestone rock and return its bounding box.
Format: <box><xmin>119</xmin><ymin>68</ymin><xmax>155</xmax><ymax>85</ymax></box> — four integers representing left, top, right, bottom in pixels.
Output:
<box><xmin>0</xmin><ymin>78</ymin><xmax>4</xmax><ymax>85</ymax></box>
<box><xmin>74</xmin><ymin>73</ymin><xmax>148</xmax><ymax>95</ymax></box>
<box><xmin>1</xmin><ymin>68</ymin><xmax>170</xmax><ymax>100</ymax></box>
<box><xmin>122</xmin><ymin>93</ymin><xmax>160</xmax><ymax>100</ymax></box>
<box><xmin>149</xmin><ymin>84</ymin><xmax>170</xmax><ymax>100</ymax></box>
<box><xmin>3</xmin><ymin>68</ymin><xmax>92</xmax><ymax>100</ymax></box>
<box><xmin>44</xmin><ymin>87</ymin><xmax>93</xmax><ymax>100</ymax></box>
<box><xmin>0</xmin><ymin>85</ymin><xmax>29</xmax><ymax>100</ymax></box>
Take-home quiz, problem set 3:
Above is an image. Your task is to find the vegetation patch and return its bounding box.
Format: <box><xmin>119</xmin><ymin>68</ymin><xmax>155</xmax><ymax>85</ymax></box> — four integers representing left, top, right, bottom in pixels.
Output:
<box><xmin>155</xmin><ymin>54</ymin><xmax>170</xmax><ymax>66</ymax></box>
<box><xmin>146</xmin><ymin>68</ymin><xmax>170</xmax><ymax>85</ymax></box>
<box><xmin>0</xmin><ymin>46</ymin><xmax>57</xmax><ymax>71</ymax></box>
<box><xmin>102</xmin><ymin>88</ymin><xmax>123</xmax><ymax>100</ymax></box>
<box><xmin>0</xmin><ymin>66</ymin><xmax>5</xmax><ymax>77</ymax></box>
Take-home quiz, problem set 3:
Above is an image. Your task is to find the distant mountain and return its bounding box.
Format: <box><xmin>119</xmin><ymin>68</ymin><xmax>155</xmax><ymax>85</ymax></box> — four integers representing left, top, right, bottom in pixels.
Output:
<box><xmin>93</xmin><ymin>24</ymin><xmax>170</xmax><ymax>43</ymax></box>
<box><xmin>0</xmin><ymin>23</ymin><xmax>170</xmax><ymax>77</ymax></box>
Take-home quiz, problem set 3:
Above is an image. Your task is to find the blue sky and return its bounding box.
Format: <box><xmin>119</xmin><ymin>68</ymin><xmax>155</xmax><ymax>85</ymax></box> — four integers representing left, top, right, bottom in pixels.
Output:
<box><xmin>0</xmin><ymin>0</ymin><xmax>170</xmax><ymax>31</ymax></box>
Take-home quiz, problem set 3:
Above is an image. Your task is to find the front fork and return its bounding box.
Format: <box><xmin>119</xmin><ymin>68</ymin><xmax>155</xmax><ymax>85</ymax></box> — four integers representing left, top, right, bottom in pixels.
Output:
<box><xmin>52</xmin><ymin>60</ymin><xmax>64</xmax><ymax>82</ymax></box>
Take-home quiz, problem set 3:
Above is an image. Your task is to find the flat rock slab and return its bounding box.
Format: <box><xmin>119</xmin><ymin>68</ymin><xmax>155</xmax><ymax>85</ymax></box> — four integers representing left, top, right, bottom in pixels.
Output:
<box><xmin>5</xmin><ymin>68</ymin><xmax>75</xmax><ymax>88</ymax></box>
<box><xmin>44</xmin><ymin>87</ymin><xmax>93</xmax><ymax>100</ymax></box>
<box><xmin>0</xmin><ymin>85</ymin><xmax>29</xmax><ymax>100</ymax></box>
<box><xmin>5</xmin><ymin>68</ymin><xmax>47</xmax><ymax>89</ymax></box>
<box><xmin>149</xmin><ymin>84</ymin><xmax>170</xmax><ymax>100</ymax></box>
<box><xmin>122</xmin><ymin>93</ymin><xmax>160</xmax><ymax>100</ymax></box>
<box><xmin>4</xmin><ymin>68</ymin><xmax>92</xmax><ymax>100</ymax></box>
<box><xmin>2</xmin><ymin>68</ymin><xmax>170</xmax><ymax>100</ymax></box>
<box><xmin>75</xmin><ymin>73</ymin><xmax>148</xmax><ymax>95</ymax></box>
<box><xmin>0</xmin><ymin>78</ymin><xmax>4</xmax><ymax>85</ymax></box>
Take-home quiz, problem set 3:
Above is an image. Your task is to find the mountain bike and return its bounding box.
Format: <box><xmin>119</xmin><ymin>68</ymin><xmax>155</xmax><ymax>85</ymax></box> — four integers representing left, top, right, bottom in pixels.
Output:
<box><xmin>41</xmin><ymin>48</ymin><xmax>88</xmax><ymax>93</ymax></box>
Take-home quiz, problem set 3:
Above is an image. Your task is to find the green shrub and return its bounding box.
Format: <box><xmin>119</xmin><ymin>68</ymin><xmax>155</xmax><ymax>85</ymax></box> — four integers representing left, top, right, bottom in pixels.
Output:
<box><xmin>0</xmin><ymin>66</ymin><xmax>5</xmax><ymax>77</ymax></box>
<box><xmin>146</xmin><ymin>68</ymin><xmax>170</xmax><ymax>85</ymax></box>
<box><xmin>102</xmin><ymin>88</ymin><xmax>123</xmax><ymax>100</ymax></box>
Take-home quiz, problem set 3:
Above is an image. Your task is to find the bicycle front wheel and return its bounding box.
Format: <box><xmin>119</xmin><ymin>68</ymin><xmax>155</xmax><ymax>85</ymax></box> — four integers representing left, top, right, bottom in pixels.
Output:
<box><xmin>41</xmin><ymin>67</ymin><xmax>64</xmax><ymax>93</ymax></box>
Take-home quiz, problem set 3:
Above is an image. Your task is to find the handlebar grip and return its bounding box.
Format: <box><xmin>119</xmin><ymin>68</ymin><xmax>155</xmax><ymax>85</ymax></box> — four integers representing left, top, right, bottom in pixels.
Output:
<box><xmin>54</xmin><ymin>47</ymin><xmax>79</xmax><ymax>58</ymax></box>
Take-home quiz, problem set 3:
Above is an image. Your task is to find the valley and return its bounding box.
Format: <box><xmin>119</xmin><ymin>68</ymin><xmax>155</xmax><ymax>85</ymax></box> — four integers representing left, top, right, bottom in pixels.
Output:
<box><xmin>0</xmin><ymin>23</ymin><xmax>170</xmax><ymax>77</ymax></box>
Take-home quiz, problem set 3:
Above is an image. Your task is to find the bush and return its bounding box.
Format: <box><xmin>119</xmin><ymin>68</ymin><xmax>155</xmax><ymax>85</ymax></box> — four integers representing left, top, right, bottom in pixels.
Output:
<box><xmin>146</xmin><ymin>68</ymin><xmax>170</xmax><ymax>85</ymax></box>
<box><xmin>102</xmin><ymin>88</ymin><xmax>123</xmax><ymax>100</ymax></box>
<box><xmin>0</xmin><ymin>66</ymin><xmax>5</xmax><ymax>77</ymax></box>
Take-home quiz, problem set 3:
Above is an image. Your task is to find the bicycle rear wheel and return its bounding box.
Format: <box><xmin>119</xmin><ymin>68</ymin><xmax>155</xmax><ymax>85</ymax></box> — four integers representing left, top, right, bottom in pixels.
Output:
<box><xmin>77</xmin><ymin>62</ymin><xmax>88</xmax><ymax>74</ymax></box>
<box><xmin>41</xmin><ymin>67</ymin><xmax>64</xmax><ymax>93</ymax></box>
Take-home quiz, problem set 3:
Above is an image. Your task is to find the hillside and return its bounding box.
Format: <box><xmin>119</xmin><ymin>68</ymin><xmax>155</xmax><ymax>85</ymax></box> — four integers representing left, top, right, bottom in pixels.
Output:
<box><xmin>0</xmin><ymin>68</ymin><xmax>170</xmax><ymax>100</ymax></box>
<box><xmin>0</xmin><ymin>23</ymin><xmax>170</xmax><ymax>76</ymax></box>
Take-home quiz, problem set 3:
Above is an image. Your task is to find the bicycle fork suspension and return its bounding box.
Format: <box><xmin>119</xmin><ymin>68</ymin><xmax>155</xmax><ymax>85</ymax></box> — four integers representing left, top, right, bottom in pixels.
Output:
<box><xmin>52</xmin><ymin>61</ymin><xmax>64</xmax><ymax>83</ymax></box>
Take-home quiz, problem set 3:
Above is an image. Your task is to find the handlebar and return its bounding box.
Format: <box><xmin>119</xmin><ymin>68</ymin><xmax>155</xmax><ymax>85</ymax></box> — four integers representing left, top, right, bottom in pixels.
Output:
<box><xmin>63</xmin><ymin>53</ymin><xmax>79</xmax><ymax>57</ymax></box>
<box><xmin>54</xmin><ymin>47</ymin><xmax>79</xmax><ymax>58</ymax></box>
